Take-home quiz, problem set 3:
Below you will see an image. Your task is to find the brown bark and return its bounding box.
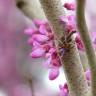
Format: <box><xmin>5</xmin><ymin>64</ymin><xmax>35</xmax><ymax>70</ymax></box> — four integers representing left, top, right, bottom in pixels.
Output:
<box><xmin>76</xmin><ymin>0</ymin><xmax>96</xmax><ymax>96</ymax></box>
<box><xmin>39</xmin><ymin>0</ymin><xmax>89</xmax><ymax>96</ymax></box>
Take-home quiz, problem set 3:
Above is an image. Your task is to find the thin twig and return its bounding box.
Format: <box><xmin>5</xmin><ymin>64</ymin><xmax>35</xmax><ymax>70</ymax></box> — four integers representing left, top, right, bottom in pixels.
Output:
<box><xmin>76</xmin><ymin>0</ymin><xmax>96</xmax><ymax>95</ymax></box>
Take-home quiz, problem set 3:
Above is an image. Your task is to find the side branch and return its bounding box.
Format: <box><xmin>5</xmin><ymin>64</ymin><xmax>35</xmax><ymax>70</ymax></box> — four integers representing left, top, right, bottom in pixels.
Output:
<box><xmin>76</xmin><ymin>0</ymin><xmax>96</xmax><ymax>95</ymax></box>
<box><xmin>16</xmin><ymin>0</ymin><xmax>45</xmax><ymax>19</ymax></box>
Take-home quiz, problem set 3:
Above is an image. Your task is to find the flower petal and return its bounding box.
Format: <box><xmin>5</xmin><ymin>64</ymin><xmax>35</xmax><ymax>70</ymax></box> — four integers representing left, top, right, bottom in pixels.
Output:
<box><xmin>39</xmin><ymin>25</ymin><xmax>48</xmax><ymax>35</ymax></box>
<box><xmin>32</xmin><ymin>34</ymin><xmax>49</xmax><ymax>43</ymax></box>
<box><xmin>24</xmin><ymin>28</ymin><xmax>38</xmax><ymax>36</ymax></box>
<box><xmin>33</xmin><ymin>19</ymin><xmax>46</xmax><ymax>27</ymax></box>
<box><xmin>30</xmin><ymin>48</ymin><xmax>45</xmax><ymax>58</ymax></box>
<box><xmin>48</xmin><ymin>68</ymin><xmax>59</xmax><ymax>80</ymax></box>
<box><xmin>64</xmin><ymin>3</ymin><xmax>75</xmax><ymax>10</ymax></box>
<box><xmin>43</xmin><ymin>57</ymin><xmax>52</xmax><ymax>68</ymax></box>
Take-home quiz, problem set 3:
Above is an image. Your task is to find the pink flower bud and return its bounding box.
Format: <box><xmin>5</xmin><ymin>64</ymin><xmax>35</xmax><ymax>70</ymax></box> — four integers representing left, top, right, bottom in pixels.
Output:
<box><xmin>24</xmin><ymin>28</ymin><xmax>38</xmax><ymax>36</ymax></box>
<box><xmin>32</xmin><ymin>34</ymin><xmax>49</xmax><ymax>43</ymax></box>
<box><xmin>45</xmin><ymin>53</ymin><xmax>51</xmax><ymax>58</ymax></box>
<box><xmin>47</xmin><ymin>33</ymin><xmax>54</xmax><ymax>40</ymax></box>
<box><xmin>39</xmin><ymin>25</ymin><xmax>48</xmax><ymax>35</ymax></box>
<box><xmin>27</xmin><ymin>38</ymin><xmax>33</xmax><ymax>45</ymax></box>
<box><xmin>33</xmin><ymin>19</ymin><xmax>46</xmax><ymax>27</ymax></box>
<box><xmin>64</xmin><ymin>3</ymin><xmax>75</xmax><ymax>10</ymax></box>
<box><xmin>30</xmin><ymin>48</ymin><xmax>45</xmax><ymax>58</ymax></box>
<box><xmin>59</xmin><ymin>84</ymin><xmax>69</xmax><ymax>96</ymax></box>
<box><xmin>43</xmin><ymin>57</ymin><xmax>52</xmax><ymax>68</ymax></box>
<box><xmin>42</xmin><ymin>44</ymin><xmax>51</xmax><ymax>52</ymax></box>
<box><xmin>49</xmin><ymin>48</ymin><xmax>56</xmax><ymax>53</ymax></box>
<box><xmin>32</xmin><ymin>40</ymin><xmax>41</xmax><ymax>48</ymax></box>
<box><xmin>75</xmin><ymin>36</ymin><xmax>84</xmax><ymax>51</ymax></box>
<box><xmin>59</xmin><ymin>89</ymin><xmax>68</xmax><ymax>96</ymax></box>
<box><xmin>51</xmin><ymin>59</ymin><xmax>61</xmax><ymax>67</ymax></box>
<box><xmin>48</xmin><ymin>68</ymin><xmax>59</xmax><ymax>80</ymax></box>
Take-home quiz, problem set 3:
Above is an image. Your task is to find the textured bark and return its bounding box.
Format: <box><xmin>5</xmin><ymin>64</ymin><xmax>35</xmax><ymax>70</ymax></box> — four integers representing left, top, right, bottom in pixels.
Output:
<box><xmin>76</xmin><ymin>0</ymin><xmax>96</xmax><ymax>96</ymax></box>
<box><xmin>62</xmin><ymin>41</ymin><xmax>90</xmax><ymax>96</ymax></box>
<box><xmin>39</xmin><ymin>0</ymin><xmax>89</xmax><ymax>96</ymax></box>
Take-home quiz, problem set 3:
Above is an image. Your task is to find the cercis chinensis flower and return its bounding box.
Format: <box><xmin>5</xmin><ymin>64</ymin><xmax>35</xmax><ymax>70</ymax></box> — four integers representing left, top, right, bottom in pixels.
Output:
<box><xmin>24</xmin><ymin>2</ymin><xmax>96</xmax><ymax>96</ymax></box>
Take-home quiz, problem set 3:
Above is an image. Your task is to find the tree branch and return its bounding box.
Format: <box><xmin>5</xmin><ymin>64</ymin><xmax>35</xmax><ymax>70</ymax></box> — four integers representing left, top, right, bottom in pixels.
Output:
<box><xmin>16</xmin><ymin>0</ymin><xmax>45</xmax><ymax>19</ymax></box>
<box><xmin>39</xmin><ymin>0</ymin><xmax>89</xmax><ymax>96</ymax></box>
<box><xmin>76</xmin><ymin>0</ymin><xmax>96</xmax><ymax>96</ymax></box>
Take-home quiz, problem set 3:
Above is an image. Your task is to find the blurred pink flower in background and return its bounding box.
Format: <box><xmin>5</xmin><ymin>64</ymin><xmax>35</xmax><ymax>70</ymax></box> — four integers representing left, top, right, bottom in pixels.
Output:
<box><xmin>8</xmin><ymin>84</ymin><xmax>32</xmax><ymax>96</ymax></box>
<box><xmin>0</xmin><ymin>0</ymin><xmax>32</xmax><ymax>95</ymax></box>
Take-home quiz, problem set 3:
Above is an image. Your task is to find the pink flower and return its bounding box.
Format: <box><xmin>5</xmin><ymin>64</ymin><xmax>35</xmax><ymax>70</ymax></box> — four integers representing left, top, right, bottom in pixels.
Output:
<box><xmin>59</xmin><ymin>89</ymin><xmax>68</xmax><ymax>96</ymax></box>
<box><xmin>39</xmin><ymin>24</ymin><xmax>48</xmax><ymax>35</ymax></box>
<box><xmin>30</xmin><ymin>48</ymin><xmax>45</xmax><ymax>58</ymax></box>
<box><xmin>45</xmin><ymin>53</ymin><xmax>51</xmax><ymax>58</ymax></box>
<box><xmin>27</xmin><ymin>37</ymin><xmax>33</xmax><ymax>45</ymax></box>
<box><xmin>43</xmin><ymin>57</ymin><xmax>52</xmax><ymax>68</ymax></box>
<box><xmin>64</xmin><ymin>3</ymin><xmax>75</xmax><ymax>10</ymax></box>
<box><xmin>24</xmin><ymin>1</ymin><xmax>96</xmax><ymax>95</ymax></box>
<box><xmin>24</xmin><ymin>28</ymin><xmax>38</xmax><ymax>36</ymax></box>
<box><xmin>49</xmin><ymin>48</ymin><xmax>57</xmax><ymax>59</ymax></box>
<box><xmin>32</xmin><ymin>40</ymin><xmax>41</xmax><ymax>48</ymax></box>
<box><xmin>59</xmin><ymin>15</ymin><xmax>76</xmax><ymax>32</ymax></box>
<box><xmin>51</xmin><ymin>58</ymin><xmax>61</xmax><ymax>67</ymax></box>
<box><xmin>75</xmin><ymin>35</ymin><xmax>84</xmax><ymax>51</ymax></box>
<box><xmin>59</xmin><ymin>84</ymin><xmax>69</xmax><ymax>96</ymax></box>
<box><xmin>32</xmin><ymin>34</ymin><xmax>49</xmax><ymax>43</ymax></box>
<box><xmin>33</xmin><ymin>19</ymin><xmax>47</xmax><ymax>27</ymax></box>
<box><xmin>48</xmin><ymin>68</ymin><xmax>59</xmax><ymax>80</ymax></box>
<box><xmin>42</xmin><ymin>44</ymin><xmax>51</xmax><ymax>52</ymax></box>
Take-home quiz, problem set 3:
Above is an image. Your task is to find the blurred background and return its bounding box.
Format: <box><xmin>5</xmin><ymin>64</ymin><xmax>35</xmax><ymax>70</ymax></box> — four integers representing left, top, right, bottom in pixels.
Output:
<box><xmin>0</xmin><ymin>0</ymin><xmax>96</xmax><ymax>96</ymax></box>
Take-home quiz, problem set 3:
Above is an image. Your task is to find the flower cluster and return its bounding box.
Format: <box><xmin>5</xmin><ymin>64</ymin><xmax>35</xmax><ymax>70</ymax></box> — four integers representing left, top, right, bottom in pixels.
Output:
<box><xmin>25</xmin><ymin>19</ymin><xmax>61</xmax><ymax>80</ymax></box>
<box><xmin>24</xmin><ymin>1</ymin><xmax>96</xmax><ymax>96</ymax></box>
